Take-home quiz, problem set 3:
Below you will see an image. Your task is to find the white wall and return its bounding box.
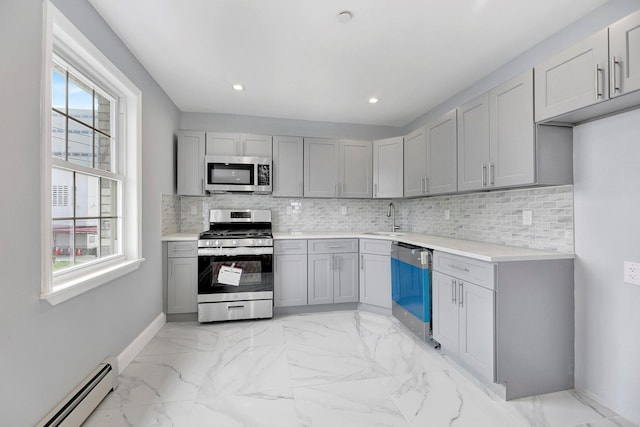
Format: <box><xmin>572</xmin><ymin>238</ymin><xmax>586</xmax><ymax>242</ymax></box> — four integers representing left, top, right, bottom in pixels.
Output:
<box><xmin>0</xmin><ymin>0</ymin><xmax>179</xmax><ymax>425</ymax></box>
<box><xmin>573</xmin><ymin>108</ymin><xmax>640</xmax><ymax>425</ymax></box>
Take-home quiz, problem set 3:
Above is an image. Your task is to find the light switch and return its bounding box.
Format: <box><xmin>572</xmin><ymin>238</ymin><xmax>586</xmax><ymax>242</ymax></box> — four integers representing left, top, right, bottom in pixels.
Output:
<box><xmin>522</xmin><ymin>210</ymin><xmax>533</xmax><ymax>225</ymax></box>
<box><xmin>190</xmin><ymin>205</ymin><xmax>197</xmax><ymax>215</ymax></box>
<box><xmin>445</xmin><ymin>210</ymin><xmax>450</xmax><ymax>220</ymax></box>
<box><xmin>341</xmin><ymin>206</ymin><xmax>348</xmax><ymax>215</ymax></box>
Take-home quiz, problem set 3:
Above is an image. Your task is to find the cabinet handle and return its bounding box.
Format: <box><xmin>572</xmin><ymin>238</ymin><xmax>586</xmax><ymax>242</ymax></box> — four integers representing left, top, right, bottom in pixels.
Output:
<box><xmin>451</xmin><ymin>279</ymin><xmax>456</xmax><ymax>304</ymax></box>
<box><xmin>374</xmin><ymin>184</ymin><xmax>378</xmax><ymax>198</ymax></box>
<box><xmin>360</xmin><ymin>255</ymin><xmax>364</xmax><ymax>270</ymax></box>
<box><xmin>482</xmin><ymin>164</ymin><xmax>487</xmax><ymax>187</ymax></box>
<box><xmin>330</xmin><ymin>255</ymin><xmax>333</xmax><ymax>271</ymax></box>
<box><xmin>611</xmin><ymin>57</ymin><xmax>620</xmax><ymax>94</ymax></box>
<box><xmin>425</xmin><ymin>177</ymin><xmax>430</xmax><ymax>194</ymax></box>
<box><xmin>421</xmin><ymin>177</ymin><xmax>426</xmax><ymax>194</ymax></box>
<box><xmin>335</xmin><ymin>183</ymin><xmax>338</xmax><ymax>196</ymax></box>
<box><xmin>459</xmin><ymin>281</ymin><xmax>464</xmax><ymax>307</ymax></box>
<box><xmin>336</xmin><ymin>256</ymin><xmax>340</xmax><ymax>271</ymax></box>
<box><xmin>595</xmin><ymin>64</ymin><xmax>603</xmax><ymax>99</ymax></box>
<box><xmin>201</xmin><ymin>178</ymin><xmax>204</xmax><ymax>193</ymax></box>
<box><xmin>489</xmin><ymin>163</ymin><xmax>495</xmax><ymax>186</ymax></box>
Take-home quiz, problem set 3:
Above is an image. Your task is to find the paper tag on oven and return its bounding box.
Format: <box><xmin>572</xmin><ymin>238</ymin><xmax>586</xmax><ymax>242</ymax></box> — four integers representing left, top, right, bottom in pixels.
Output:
<box><xmin>218</xmin><ymin>264</ymin><xmax>242</xmax><ymax>286</ymax></box>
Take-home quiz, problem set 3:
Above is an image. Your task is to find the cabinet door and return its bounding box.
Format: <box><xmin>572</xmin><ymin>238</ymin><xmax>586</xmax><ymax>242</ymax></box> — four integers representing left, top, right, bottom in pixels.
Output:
<box><xmin>457</xmin><ymin>94</ymin><xmax>490</xmax><ymax>191</ymax></box>
<box><xmin>307</xmin><ymin>254</ymin><xmax>333</xmax><ymax>305</ymax></box>
<box><xmin>426</xmin><ymin>110</ymin><xmax>457</xmax><ymax>195</ymax></box>
<box><xmin>177</xmin><ymin>131</ymin><xmax>205</xmax><ymax>196</ymax></box>
<box><xmin>334</xmin><ymin>253</ymin><xmax>358</xmax><ymax>303</ymax></box>
<box><xmin>242</xmin><ymin>134</ymin><xmax>272</xmax><ymax>157</ymax></box>
<box><xmin>534</xmin><ymin>29</ymin><xmax>609</xmax><ymax>122</ymax></box>
<box><xmin>432</xmin><ymin>271</ymin><xmax>459</xmax><ymax>354</ymax></box>
<box><xmin>459</xmin><ymin>281</ymin><xmax>495</xmax><ymax>382</ymax></box>
<box><xmin>304</xmin><ymin>138</ymin><xmax>339</xmax><ymax>197</ymax></box>
<box><xmin>489</xmin><ymin>70</ymin><xmax>535</xmax><ymax>188</ymax></box>
<box><xmin>205</xmin><ymin>132</ymin><xmax>238</xmax><ymax>155</ymax></box>
<box><xmin>373</xmin><ymin>137</ymin><xmax>403</xmax><ymax>198</ymax></box>
<box><xmin>340</xmin><ymin>140</ymin><xmax>372</xmax><ymax>198</ymax></box>
<box><xmin>273</xmin><ymin>136</ymin><xmax>303</xmax><ymax>197</ymax></box>
<box><xmin>403</xmin><ymin>127</ymin><xmax>427</xmax><ymax>197</ymax></box>
<box><xmin>359</xmin><ymin>253</ymin><xmax>391</xmax><ymax>308</ymax></box>
<box><xmin>167</xmin><ymin>257</ymin><xmax>198</xmax><ymax>314</ymax></box>
<box><xmin>274</xmin><ymin>254</ymin><xmax>308</xmax><ymax>307</ymax></box>
<box><xmin>610</xmin><ymin>10</ymin><xmax>640</xmax><ymax>98</ymax></box>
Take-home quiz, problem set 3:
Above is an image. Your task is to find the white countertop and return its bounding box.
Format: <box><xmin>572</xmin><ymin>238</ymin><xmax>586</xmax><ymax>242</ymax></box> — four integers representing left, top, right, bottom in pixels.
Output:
<box><xmin>162</xmin><ymin>231</ymin><xmax>574</xmax><ymax>262</ymax></box>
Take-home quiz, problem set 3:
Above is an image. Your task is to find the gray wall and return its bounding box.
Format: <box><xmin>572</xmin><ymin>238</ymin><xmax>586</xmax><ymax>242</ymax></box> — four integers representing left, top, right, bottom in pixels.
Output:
<box><xmin>0</xmin><ymin>1</ymin><xmax>180</xmax><ymax>425</ymax></box>
<box><xmin>574</xmin><ymin>108</ymin><xmax>640</xmax><ymax>424</ymax></box>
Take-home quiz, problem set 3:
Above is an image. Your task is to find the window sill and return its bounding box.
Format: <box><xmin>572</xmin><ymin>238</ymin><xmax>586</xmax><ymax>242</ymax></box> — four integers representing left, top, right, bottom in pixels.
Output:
<box><xmin>42</xmin><ymin>258</ymin><xmax>145</xmax><ymax>306</ymax></box>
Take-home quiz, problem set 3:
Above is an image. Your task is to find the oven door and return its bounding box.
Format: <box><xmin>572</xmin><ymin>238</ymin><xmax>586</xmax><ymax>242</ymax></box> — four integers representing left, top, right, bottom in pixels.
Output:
<box><xmin>198</xmin><ymin>248</ymin><xmax>273</xmax><ymax>302</ymax></box>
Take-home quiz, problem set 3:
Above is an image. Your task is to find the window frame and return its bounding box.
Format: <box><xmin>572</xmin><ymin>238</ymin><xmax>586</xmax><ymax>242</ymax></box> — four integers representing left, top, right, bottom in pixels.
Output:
<box><xmin>41</xmin><ymin>2</ymin><xmax>144</xmax><ymax>305</ymax></box>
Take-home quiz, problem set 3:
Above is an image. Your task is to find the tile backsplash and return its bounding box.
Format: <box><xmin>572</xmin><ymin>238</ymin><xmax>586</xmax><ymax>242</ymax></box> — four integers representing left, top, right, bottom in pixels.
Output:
<box><xmin>162</xmin><ymin>185</ymin><xmax>574</xmax><ymax>253</ymax></box>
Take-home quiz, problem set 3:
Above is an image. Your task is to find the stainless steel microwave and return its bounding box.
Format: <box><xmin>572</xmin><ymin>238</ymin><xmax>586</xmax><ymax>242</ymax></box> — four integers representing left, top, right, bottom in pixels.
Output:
<box><xmin>205</xmin><ymin>155</ymin><xmax>272</xmax><ymax>193</ymax></box>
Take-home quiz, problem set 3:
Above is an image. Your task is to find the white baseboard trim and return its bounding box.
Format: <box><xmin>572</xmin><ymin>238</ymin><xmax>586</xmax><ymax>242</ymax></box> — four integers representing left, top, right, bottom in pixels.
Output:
<box><xmin>116</xmin><ymin>312</ymin><xmax>166</xmax><ymax>374</ymax></box>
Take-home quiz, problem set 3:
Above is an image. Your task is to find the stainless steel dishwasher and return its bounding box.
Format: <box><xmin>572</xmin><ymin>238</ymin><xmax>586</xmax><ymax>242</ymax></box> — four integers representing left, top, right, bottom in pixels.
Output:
<box><xmin>391</xmin><ymin>242</ymin><xmax>432</xmax><ymax>342</ymax></box>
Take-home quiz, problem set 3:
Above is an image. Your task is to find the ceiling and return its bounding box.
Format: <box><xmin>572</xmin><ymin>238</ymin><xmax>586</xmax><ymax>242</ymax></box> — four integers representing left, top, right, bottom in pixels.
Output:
<box><xmin>89</xmin><ymin>0</ymin><xmax>609</xmax><ymax>127</ymax></box>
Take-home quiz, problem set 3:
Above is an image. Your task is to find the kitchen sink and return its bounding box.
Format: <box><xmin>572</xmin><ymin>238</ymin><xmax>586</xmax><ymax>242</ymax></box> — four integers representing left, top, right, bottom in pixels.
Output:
<box><xmin>364</xmin><ymin>231</ymin><xmax>407</xmax><ymax>237</ymax></box>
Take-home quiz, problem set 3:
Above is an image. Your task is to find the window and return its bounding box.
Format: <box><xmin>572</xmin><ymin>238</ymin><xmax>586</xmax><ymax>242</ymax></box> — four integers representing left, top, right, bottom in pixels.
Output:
<box><xmin>41</xmin><ymin>3</ymin><xmax>143</xmax><ymax>305</ymax></box>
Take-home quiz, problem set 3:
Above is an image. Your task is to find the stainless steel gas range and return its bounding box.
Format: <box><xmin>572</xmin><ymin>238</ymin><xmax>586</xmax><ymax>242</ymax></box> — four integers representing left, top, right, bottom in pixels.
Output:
<box><xmin>197</xmin><ymin>209</ymin><xmax>273</xmax><ymax>322</ymax></box>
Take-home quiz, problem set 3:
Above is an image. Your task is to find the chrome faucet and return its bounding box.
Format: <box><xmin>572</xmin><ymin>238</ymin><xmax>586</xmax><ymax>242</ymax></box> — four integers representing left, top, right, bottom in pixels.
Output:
<box><xmin>387</xmin><ymin>202</ymin><xmax>400</xmax><ymax>232</ymax></box>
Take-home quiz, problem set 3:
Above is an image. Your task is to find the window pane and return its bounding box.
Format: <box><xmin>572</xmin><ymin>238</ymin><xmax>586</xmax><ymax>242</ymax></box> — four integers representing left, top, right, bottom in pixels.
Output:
<box><xmin>51</xmin><ymin>110</ymin><xmax>66</xmax><ymax>160</ymax></box>
<box><xmin>68</xmin><ymin>74</ymin><xmax>94</xmax><ymax>127</ymax></box>
<box><xmin>75</xmin><ymin>219</ymin><xmax>99</xmax><ymax>264</ymax></box>
<box><xmin>68</xmin><ymin>120</ymin><xmax>93</xmax><ymax>167</ymax></box>
<box><xmin>75</xmin><ymin>173</ymin><xmax>100</xmax><ymax>217</ymax></box>
<box><xmin>100</xmin><ymin>218</ymin><xmax>119</xmax><ymax>257</ymax></box>
<box><xmin>52</xmin><ymin>168</ymin><xmax>74</xmax><ymax>218</ymax></box>
<box><xmin>95</xmin><ymin>133</ymin><xmax>113</xmax><ymax>172</ymax></box>
<box><xmin>52</xmin><ymin>65</ymin><xmax>66</xmax><ymax>113</ymax></box>
<box><xmin>100</xmin><ymin>178</ymin><xmax>118</xmax><ymax>217</ymax></box>
<box><xmin>52</xmin><ymin>220</ymin><xmax>73</xmax><ymax>271</ymax></box>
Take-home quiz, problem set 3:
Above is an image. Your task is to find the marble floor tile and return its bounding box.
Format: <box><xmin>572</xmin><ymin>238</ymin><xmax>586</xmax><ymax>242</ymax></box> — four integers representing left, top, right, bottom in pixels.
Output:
<box><xmin>187</xmin><ymin>389</ymin><xmax>299</xmax><ymax>427</ymax></box>
<box><xmin>84</xmin><ymin>401</ymin><xmax>193</xmax><ymax>427</ymax></box>
<box><xmin>100</xmin><ymin>351</ymin><xmax>212</xmax><ymax>408</ymax></box>
<box><xmin>509</xmin><ymin>389</ymin><xmax>619</xmax><ymax>427</ymax></box>
<box><xmin>138</xmin><ymin>322</ymin><xmax>220</xmax><ymax>356</ymax></box>
<box><xmin>198</xmin><ymin>344</ymin><xmax>291</xmax><ymax>399</ymax></box>
<box><xmin>294</xmin><ymin>377</ymin><xmax>410</xmax><ymax>427</ymax></box>
<box><xmin>89</xmin><ymin>310</ymin><xmax>637</xmax><ymax>427</ymax></box>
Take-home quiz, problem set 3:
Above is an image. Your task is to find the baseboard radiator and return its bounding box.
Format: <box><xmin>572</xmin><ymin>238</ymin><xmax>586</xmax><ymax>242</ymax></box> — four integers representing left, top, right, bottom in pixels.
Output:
<box><xmin>37</xmin><ymin>358</ymin><xmax>118</xmax><ymax>427</ymax></box>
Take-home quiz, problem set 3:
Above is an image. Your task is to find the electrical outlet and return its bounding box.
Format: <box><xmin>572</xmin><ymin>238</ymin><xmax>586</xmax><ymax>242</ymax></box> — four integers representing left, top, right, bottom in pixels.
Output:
<box><xmin>445</xmin><ymin>209</ymin><xmax>450</xmax><ymax>220</ymax></box>
<box><xmin>624</xmin><ymin>261</ymin><xmax>640</xmax><ymax>285</ymax></box>
<box><xmin>522</xmin><ymin>210</ymin><xmax>533</xmax><ymax>226</ymax></box>
<box><xmin>341</xmin><ymin>206</ymin><xmax>348</xmax><ymax>215</ymax></box>
<box><xmin>286</xmin><ymin>206</ymin><xmax>293</xmax><ymax>215</ymax></box>
<box><xmin>190</xmin><ymin>205</ymin><xmax>197</xmax><ymax>215</ymax></box>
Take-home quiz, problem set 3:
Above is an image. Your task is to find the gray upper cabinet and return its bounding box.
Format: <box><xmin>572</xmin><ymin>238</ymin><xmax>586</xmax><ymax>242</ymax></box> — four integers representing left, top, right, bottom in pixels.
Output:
<box><xmin>457</xmin><ymin>94</ymin><xmax>490</xmax><ymax>191</ymax></box>
<box><xmin>490</xmin><ymin>70</ymin><xmax>535</xmax><ymax>188</ymax></box>
<box><xmin>535</xmin><ymin>29</ymin><xmax>609</xmax><ymax>123</ymax></box>
<box><xmin>205</xmin><ymin>132</ymin><xmax>272</xmax><ymax>157</ymax></box>
<box><xmin>426</xmin><ymin>110</ymin><xmax>458</xmax><ymax>195</ymax></box>
<box><xmin>339</xmin><ymin>140</ymin><xmax>372</xmax><ymax>198</ymax></box>
<box><xmin>373</xmin><ymin>137</ymin><xmax>403</xmax><ymax>198</ymax></box>
<box><xmin>273</xmin><ymin>136</ymin><xmax>303</xmax><ymax>197</ymax></box>
<box><xmin>609</xmin><ymin>10</ymin><xmax>640</xmax><ymax>98</ymax></box>
<box><xmin>304</xmin><ymin>138</ymin><xmax>372</xmax><ymax>198</ymax></box>
<box><xmin>403</xmin><ymin>127</ymin><xmax>427</xmax><ymax>197</ymax></box>
<box><xmin>304</xmin><ymin>138</ymin><xmax>339</xmax><ymax>197</ymax></box>
<box><xmin>535</xmin><ymin>10</ymin><xmax>640</xmax><ymax>124</ymax></box>
<box><xmin>177</xmin><ymin>130</ymin><xmax>206</xmax><ymax>196</ymax></box>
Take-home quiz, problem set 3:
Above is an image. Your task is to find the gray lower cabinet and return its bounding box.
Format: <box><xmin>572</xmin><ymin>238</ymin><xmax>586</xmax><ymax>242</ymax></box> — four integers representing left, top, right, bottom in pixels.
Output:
<box><xmin>274</xmin><ymin>240</ymin><xmax>308</xmax><ymax>307</ymax></box>
<box><xmin>308</xmin><ymin>239</ymin><xmax>358</xmax><ymax>305</ymax></box>
<box><xmin>166</xmin><ymin>241</ymin><xmax>198</xmax><ymax>314</ymax></box>
<box><xmin>432</xmin><ymin>250</ymin><xmax>575</xmax><ymax>400</ymax></box>
<box><xmin>358</xmin><ymin>239</ymin><xmax>391</xmax><ymax>309</ymax></box>
<box><xmin>177</xmin><ymin>130</ymin><xmax>206</xmax><ymax>196</ymax></box>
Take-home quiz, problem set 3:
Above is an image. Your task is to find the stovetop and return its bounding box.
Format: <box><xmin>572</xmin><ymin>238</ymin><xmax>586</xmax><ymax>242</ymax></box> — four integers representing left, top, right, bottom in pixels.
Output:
<box><xmin>199</xmin><ymin>229</ymin><xmax>273</xmax><ymax>239</ymax></box>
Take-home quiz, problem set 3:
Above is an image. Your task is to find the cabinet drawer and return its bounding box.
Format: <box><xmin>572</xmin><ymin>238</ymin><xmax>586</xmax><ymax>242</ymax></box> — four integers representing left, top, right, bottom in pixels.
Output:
<box><xmin>274</xmin><ymin>239</ymin><xmax>308</xmax><ymax>255</ymax></box>
<box><xmin>308</xmin><ymin>239</ymin><xmax>358</xmax><ymax>254</ymax></box>
<box><xmin>168</xmin><ymin>241</ymin><xmax>198</xmax><ymax>258</ymax></box>
<box><xmin>432</xmin><ymin>251</ymin><xmax>495</xmax><ymax>290</ymax></box>
<box><xmin>359</xmin><ymin>239</ymin><xmax>391</xmax><ymax>256</ymax></box>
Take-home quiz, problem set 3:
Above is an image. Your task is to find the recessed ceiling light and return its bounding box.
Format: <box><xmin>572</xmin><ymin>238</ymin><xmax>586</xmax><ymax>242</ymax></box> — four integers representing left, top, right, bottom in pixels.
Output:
<box><xmin>337</xmin><ymin>11</ymin><xmax>353</xmax><ymax>23</ymax></box>
<box><xmin>232</xmin><ymin>84</ymin><xmax>244</xmax><ymax>91</ymax></box>
<box><xmin>369</xmin><ymin>97</ymin><xmax>379</xmax><ymax>104</ymax></box>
